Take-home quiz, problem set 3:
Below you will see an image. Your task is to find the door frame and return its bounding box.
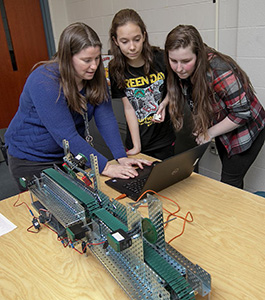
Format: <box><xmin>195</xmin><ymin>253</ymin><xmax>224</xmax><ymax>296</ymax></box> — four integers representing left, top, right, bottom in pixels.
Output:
<box><xmin>40</xmin><ymin>0</ymin><xmax>55</xmax><ymax>58</ymax></box>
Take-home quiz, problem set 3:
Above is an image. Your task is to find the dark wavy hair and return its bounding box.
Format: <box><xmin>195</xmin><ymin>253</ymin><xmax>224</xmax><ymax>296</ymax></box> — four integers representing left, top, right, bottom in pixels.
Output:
<box><xmin>165</xmin><ymin>24</ymin><xmax>255</xmax><ymax>136</ymax></box>
<box><xmin>109</xmin><ymin>9</ymin><xmax>155</xmax><ymax>89</ymax></box>
<box><xmin>39</xmin><ymin>22</ymin><xmax>107</xmax><ymax>113</ymax></box>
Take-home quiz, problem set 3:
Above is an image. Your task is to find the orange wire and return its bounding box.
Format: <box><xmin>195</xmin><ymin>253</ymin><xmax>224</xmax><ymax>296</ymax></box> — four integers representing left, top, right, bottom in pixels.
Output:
<box><xmin>114</xmin><ymin>194</ymin><xmax>127</xmax><ymax>200</ymax></box>
<box><xmin>167</xmin><ymin>211</ymin><xmax>193</xmax><ymax>243</ymax></box>
<box><xmin>134</xmin><ymin>189</ymin><xmax>180</xmax><ymax>207</ymax></box>
<box><xmin>132</xmin><ymin>189</ymin><xmax>193</xmax><ymax>241</ymax></box>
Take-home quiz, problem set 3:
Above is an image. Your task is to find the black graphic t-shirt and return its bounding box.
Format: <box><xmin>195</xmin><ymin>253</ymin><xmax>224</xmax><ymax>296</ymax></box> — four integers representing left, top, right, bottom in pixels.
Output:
<box><xmin>110</xmin><ymin>49</ymin><xmax>175</xmax><ymax>153</ymax></box>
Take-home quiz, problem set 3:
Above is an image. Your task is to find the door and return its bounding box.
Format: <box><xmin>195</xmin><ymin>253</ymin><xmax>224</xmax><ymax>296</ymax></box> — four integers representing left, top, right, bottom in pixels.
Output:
<box><xmin>0</xmin><ymin>0</ymin><xmax>49</xmax><ymax>129</ymax></box>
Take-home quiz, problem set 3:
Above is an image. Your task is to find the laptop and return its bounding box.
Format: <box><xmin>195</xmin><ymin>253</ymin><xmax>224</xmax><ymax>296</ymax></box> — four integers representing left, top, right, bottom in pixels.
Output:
<box><xmin>105</xmin><ymin>142</ymin><xmax>210</xmax><ymax>201</ymax></box>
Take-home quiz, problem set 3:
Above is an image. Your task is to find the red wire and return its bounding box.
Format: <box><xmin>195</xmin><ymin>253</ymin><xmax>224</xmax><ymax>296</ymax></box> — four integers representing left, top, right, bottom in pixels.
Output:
<box><xmin>13</xmin><ymin>193</ymin><xmax>32</xmax><ymax>211</ymax></box>
<box><xmin>26</xmin><ymin>224</ymin><xmax>39</xmax><ymax>233</ymax></box>
<box><xmin>43</xmin><ymin>223</ymin><xmax>105</xmax><ymax>253</ymax></box>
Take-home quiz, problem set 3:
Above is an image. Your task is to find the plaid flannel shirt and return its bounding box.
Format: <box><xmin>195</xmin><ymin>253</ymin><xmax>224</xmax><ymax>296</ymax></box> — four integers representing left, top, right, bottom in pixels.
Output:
<box><xmin>208</xmin><ymin>55</ymin><xmax>265</xmax><ymax>156</ymax></box>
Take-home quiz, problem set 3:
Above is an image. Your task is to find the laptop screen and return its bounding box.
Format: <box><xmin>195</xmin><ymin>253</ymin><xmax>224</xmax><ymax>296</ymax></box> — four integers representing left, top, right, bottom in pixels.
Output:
<box><xmin>105</xmin><ymin>142</ymin><xmax>210</xmax><ymax>200</ymax></box>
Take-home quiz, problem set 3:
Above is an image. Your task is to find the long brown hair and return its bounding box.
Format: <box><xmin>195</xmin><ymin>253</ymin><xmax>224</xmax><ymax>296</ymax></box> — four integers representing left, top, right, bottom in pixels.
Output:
<box><xmin>109</xmin><ymin>9</ymin><xmax>155</xmax><ymax>89</ymax></box>
<box><xmin>43</xmin><ymin>22</ymin><xmax>107</xmax><ymax>113</ymax></box>
<box><xmin>165</xmin><ymin>24</ymin><xmax>255</xmax><ymax>135</ymax></box>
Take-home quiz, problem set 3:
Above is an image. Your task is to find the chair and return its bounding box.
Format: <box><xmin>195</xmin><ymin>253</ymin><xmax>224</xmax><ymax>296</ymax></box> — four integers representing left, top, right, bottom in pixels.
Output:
<box><xmin>0</xmin><ymin>137</ymin><xmax>8</xmax><ymax>165</ymax></box>
<box><xmin>254</xmin><ymin>191</ymin><xmax>265</xmax><ymax>198</ymax></box>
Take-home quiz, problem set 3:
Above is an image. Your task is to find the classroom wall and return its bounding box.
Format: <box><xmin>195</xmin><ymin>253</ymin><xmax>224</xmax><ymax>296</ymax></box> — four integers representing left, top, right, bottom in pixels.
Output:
<box><xmin>48</xmin><ymin>0</ymin><xmax>265</xmax><ymax>192</ymax></box>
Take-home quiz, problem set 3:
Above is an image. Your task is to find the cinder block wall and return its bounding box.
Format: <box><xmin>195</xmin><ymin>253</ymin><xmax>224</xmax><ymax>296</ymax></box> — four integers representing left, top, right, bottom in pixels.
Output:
<box><xmin>48</xmin><ymin>0</ymin><xmax>265</xmax><ymax>192</ymax></box>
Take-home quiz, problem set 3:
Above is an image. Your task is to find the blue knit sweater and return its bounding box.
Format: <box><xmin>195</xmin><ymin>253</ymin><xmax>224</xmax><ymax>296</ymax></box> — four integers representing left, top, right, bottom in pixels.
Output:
<box><xmin>5</xmin><ymin>63</ymin><xmax>127</xmax><ymax>173</ymax></box>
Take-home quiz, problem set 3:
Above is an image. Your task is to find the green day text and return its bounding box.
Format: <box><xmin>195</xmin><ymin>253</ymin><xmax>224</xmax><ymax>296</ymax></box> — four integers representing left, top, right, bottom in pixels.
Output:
<box><xmin>139</xmin><ymin>115</ymin><xmax>154</xmax><ymax>127</ymax></box>
<box><xmin>125</xmin><ymin>72</ymin><xmax>165</xmax><ymax>88</ymax></box>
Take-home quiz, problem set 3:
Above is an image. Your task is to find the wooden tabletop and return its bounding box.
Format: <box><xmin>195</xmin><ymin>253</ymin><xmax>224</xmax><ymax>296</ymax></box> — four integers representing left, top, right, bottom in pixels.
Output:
<box><xmin>0</xmin><ymin>155</ymin><xmax>265</xmax><ymax>300</ymax></box>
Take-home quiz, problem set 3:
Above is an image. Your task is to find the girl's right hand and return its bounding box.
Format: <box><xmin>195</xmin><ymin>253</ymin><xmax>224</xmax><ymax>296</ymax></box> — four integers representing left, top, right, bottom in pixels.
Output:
<box><xmin>193</xmin><ymin>130</ymin><xmax>212</xmax><ymax>145</ymax></box>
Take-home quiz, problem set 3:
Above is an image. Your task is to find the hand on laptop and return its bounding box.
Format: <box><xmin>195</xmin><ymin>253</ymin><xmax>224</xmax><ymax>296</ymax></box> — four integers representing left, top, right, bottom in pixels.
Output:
<box><xmin>101</xmin><ymin>158</ymin><xmax>152</xmax><ymax>179</ymax></box>
<box><xmin>102</xmin><ymin>163</ymin><xmax>138</xmax><ymax>179</ymax></box>
<box><xmin>117</xmin><ymin>157</ymin><xmax>152</xmax><ymax>169</ymax></box>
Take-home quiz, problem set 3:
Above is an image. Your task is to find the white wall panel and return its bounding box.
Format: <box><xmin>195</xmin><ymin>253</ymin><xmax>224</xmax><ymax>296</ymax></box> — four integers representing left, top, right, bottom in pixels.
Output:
<box><xmin>66</xmin><ymin>1</ymin><xmax>92</xmax><ymax>22</ymax></box>
<box><xmin>112</xmin><ymin>0</ymin><xmax>138</xmax><ymax>12</ymax></box>
<box><xmin>90</xmin><ymin>0</ymin><xmax>113</xmax><ymax>17</ymax></box>
<box><xmin>238</xmin><ymin>0</ymin><xmax>265</xmax><ymax>27</ymax></box>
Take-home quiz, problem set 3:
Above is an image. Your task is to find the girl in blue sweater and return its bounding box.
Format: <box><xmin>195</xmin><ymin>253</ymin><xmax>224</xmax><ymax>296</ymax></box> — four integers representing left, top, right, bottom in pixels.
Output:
<box><xmin>5</xmin><ymin>22</ymin><xmax>149</xmax><ymax>191</ymax></box>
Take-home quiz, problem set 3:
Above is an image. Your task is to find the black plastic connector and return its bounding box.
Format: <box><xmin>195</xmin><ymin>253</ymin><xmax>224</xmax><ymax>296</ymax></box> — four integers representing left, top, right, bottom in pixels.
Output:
<box><xmin>32</xmin><ymin>217</ymin><xmax>40</xmax><ymax>230</ymax></box>
<box><xmin>38</xmin><ymin>214</ymin><xmax>46</xmax><ymax>224</ymax></box>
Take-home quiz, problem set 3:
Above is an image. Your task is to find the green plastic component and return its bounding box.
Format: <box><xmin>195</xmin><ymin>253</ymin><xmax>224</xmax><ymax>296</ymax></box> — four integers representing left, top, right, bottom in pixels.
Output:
<box><xmin>107</xmin><ymin>232</ymin><xmax>121</xmax><ymax>252</ymax></box>
<box><xmin>66</xmin><ymin>227</ymin><xmax>75</xmax><ymax>242</ymax></box>
<box><xmin>142</xmin><ymin>218</ymin><xmax>158</xmax><ymax>244</ymax></box>
<box><xmin>19</xmin><ymin>177</ymin><xmax>27</xmax><ymax>188</ymax></box>
<box><xmin>93</xmin><ymin>208</ymin><xmax>127</xmax><ymax>232</ymax></box>
<box><xmin>77</xmin><ymin>153</ymin><xmax>88</xmax><ymax>162</ymax></box>
<box><xmin>62</xmin><ymin>164</ymin><xmax>77</xmax><ymax>179</ymax></box>
<box><xmin>43</xmin><ymin>168</ymin><xmax>99</xmax><ymax>211</ymax></box>
<box><xmin>62</xmin><ymin>163</ymin><xmax>70</xmax><ymax>172</ymax></box>
<box><xmin>143</xmin><ymin>243</ymin><xmax>195</xmax><ymax>299</ymax></box>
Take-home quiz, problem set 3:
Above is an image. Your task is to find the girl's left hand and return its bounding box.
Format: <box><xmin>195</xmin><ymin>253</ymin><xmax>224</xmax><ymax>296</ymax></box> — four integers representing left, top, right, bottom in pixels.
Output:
<box><xmin>194</xmin><ymin>131</ymin><xmax>212</xmax><ymax>145</ymax></box>
<box><xmin>153</xmin><ymin>103</ymin><xmax>166</xmax><ymax>123</ymax></box>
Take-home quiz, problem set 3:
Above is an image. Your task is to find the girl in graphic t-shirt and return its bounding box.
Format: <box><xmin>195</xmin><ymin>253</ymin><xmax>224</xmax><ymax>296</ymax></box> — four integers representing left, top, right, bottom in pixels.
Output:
<box><xmin>109</xmin><ymin>9</ymin><xmax>176</xmax><ymax>160</ymax></box>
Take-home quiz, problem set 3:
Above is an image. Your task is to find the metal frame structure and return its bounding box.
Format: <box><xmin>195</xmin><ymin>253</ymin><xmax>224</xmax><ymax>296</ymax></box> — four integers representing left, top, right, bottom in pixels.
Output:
<box><xmin>28</xmin><ymin>153</ymin><xmax>211</xmax><ymax>300</ymax></box>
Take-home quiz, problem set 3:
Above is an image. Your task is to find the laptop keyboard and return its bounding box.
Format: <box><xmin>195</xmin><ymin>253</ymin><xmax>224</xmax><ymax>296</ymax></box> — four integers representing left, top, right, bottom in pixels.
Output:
<box><xmin>122</xmin><ymin>177</ymin><xmax>147</xmax><ymax>194</ymax></box>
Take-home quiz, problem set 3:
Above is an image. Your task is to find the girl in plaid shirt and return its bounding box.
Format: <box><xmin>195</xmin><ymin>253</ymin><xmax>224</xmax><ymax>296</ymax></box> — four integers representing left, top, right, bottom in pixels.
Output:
<box><xmin>162</xmin><ymin>24</ymin><xmax>265</xmax><ymax>189</ymax></box>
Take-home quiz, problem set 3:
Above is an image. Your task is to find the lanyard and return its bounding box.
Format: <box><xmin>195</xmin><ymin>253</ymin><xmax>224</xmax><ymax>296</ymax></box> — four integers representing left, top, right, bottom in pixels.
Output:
<box><xmin>82</xmin><ymin>111</ymin><xmax>94</xmax><ymax>147</ymax></box>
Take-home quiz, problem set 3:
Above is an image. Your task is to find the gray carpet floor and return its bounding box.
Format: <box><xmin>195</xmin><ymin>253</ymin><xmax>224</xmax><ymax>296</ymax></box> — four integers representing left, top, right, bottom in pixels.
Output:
<box><xmin>0</xmin><ymin>161</ymin><xmax>20</xmax><ymax>201</ymax></box>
